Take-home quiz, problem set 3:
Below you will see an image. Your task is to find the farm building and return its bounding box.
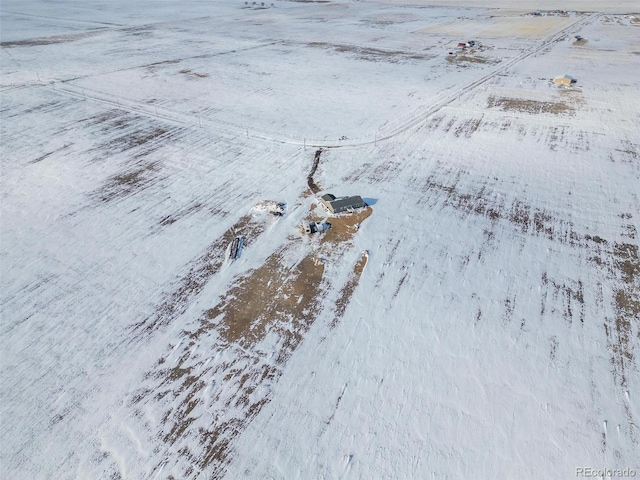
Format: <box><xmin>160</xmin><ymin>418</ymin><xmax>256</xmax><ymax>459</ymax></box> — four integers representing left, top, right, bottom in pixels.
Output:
<box><xmin>320</xmin><ymin>193</ymin><xmax>366</xmax><ymax>214</ymax></box>
<box><xmin>554</xmin><ymin>74</ymin><xmax>577</xmax><ymax>85</ymax></box>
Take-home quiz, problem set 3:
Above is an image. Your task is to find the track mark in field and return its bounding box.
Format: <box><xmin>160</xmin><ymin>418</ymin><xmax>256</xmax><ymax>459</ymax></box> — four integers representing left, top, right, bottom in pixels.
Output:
<box><xmin>132</xmin><ymin>205</ymin><xmax>372</xmax><ymax>476</ymax></box>
<box><xmin>540</xmin><ymin>272</ymin><xmax>585</xmax><ymax>325</ymax></box>
<box><xmin>28</xmin><ymin>144</ymin><xmax>70</xmax><ymax>164</ymax></box>
<box><xmin>342</xmin><ymin>162</ymin><xmax>373</xmax><ymax>182</ymax></box>
<box><xmin>601</xmin><ymin>243</ymin><xmax>640</xmax><ymax>390</ymax></box>
<box><xmin>368</xmin><ymin>160</ymin><xmax>401</xmax><ymax>183</ymax></box>
<box><xmin>95</xmin><ymin>160</ymin><xmax>164</xmax><ymax>203</ymax></box>
<box><xmin>318</xmin><ymin>383</ymin><xmax>348</xmax><ymax>438</ymax></box>
<box><xmin>2</xmin><ymin>98</ymin><xmax>67</xmax><ymax>119</ymax></box>
<box><xmin>414</xmin><ymin>171</ymin><xmax>586</xmax><ymax>245</ymax></box>
<box><xmin>375</xmin><ymin>237</ymin><xmax>402</xmax><ymax>288</ymax></box>
<box><xmin>86</xmin><ymin>110</ymin><xmax>185</xmax><ymax>202</ymax></box>
<box><xmin>453</xmin><ymin>117</ymin><xmax>483</xmax><ymax>138</ymax></box>
<box><xmin>158</xmin><ymin>202</ymin><xmax>205</xmax><ymax>227</ymax></box>
<box><xmin>610</xmin><ymin>140</ymin><xmax>640</xmax><ymax>171</ymax></box>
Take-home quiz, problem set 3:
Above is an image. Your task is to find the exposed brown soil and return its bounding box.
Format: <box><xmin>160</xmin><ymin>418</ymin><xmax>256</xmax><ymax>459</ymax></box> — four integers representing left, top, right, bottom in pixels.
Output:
<box><xmin>454</xmin><ymin>117</ymin><xmax>483</xmax><ymax>138</ymax></box>
<box><xmin>307</xmin><ymin>41</ymin><xmax>431</xmax><ymax>63</ymax></box>
<box><xmin>203</xmin><ymin>251</ymin><xmax>325</xmax><ymax>346</ymax></box>
<box><xmin>609</xmin><ymin>243</ymin><xmax>640</xmax><ymax>388</ymax></box>
<box><xmin>540</xmin><ymin>272</ymin><xmax>585</xmax><ymax>325</ymax></box>
<box><xmin>159</xmin><ymin>202</ymin><xmax>205</xmax><ymax>226</ymax></box>
<box><xmin>447</xmin><ymin>54</ymin><xmax>495</xmax><ymax>65</ymax></box>
<box><xmin>419</xmin><ymin>165</ymin><xmax>638</xmax><ymax>403</ymax></box>
<box><xmin>179</xmin><ymin>69</ymin><xmax>209</xmax><ymax>78</ymax></box>
<box><xmin>320</xmin><ymin>207</ymin><xmax>372</xmax><ymax>246</ymax></box>
<box><xmin>96</xmin><ymin>161</ymin><xmax>162</xmax><ymax>203</ymax></box>
<box><xmin>1</xmin><ymin>30</ymin><xmax>106</xmax><ymax>48</ymax></box>
<box><xmin>133</xmin><ymin>211</ymin><xmax>269</xmax><ymax>337</ymax></box>
<box><xmin>487</xmin><ymin>96</ymin><xmax>575</xmax><ymax>115</ymax></box>
<box><xmin>331</xmin><ymin>251</ymin><xmax>369</xmax><ymax>329</ymax></box>
<box><xmin>133</xmin><ymin>201</ymin><xmax>373</xmax><ymax>475</ymax></box>
<box><xmin>368</xmin><ymin>160</ymin><xmax>401</xmax><ymax>182</ymax></box>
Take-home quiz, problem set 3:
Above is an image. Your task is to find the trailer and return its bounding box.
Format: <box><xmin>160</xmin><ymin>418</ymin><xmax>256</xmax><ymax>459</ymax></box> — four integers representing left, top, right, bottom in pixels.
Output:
<box><xmin>302</xmin><ymin>221</ymin><xmax>331</xmax><ymax>234</ymax></box>
<box><xmin>229</xmin><ymin>236</ymin><xmax>244</xmax><ymax>259</ymax></box>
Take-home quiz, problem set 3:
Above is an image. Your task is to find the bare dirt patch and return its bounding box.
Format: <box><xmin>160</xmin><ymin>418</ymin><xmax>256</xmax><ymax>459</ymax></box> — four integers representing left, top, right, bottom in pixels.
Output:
<box><xmin>331</xmin><ymin>251</ymin><xmax>369</xmax><ymax>329</ymax></box>
<box><xmin>0</xmin><ymin>29</ymin><xmax>106</xmax><ymax>48</ymax></box>
<box><xmin>368</xmin><ymin>160</ymin><xmax>402</xmax><ymax>182</ymax></box>
<box><xmin>203</xmin><ymin>251</ymin><xmax>325</xmax><ymax>346</ymax></box>
<box><xmin>601</xmin><ymin>242</ymin><xmax>640</xmax><ymax>391</ymax></box>
<box><xmin>320</xmin><ymin>207</ymin><xmax>372</xmax><ymax>247</ymax></box>
<box><xmin>96</xmin><ymin>161</ymin><xmax>162</xmax><ymax>203</ymax></box>
<box><xmin>487</xmin><ymin>95</ymin><xmax>575</xmax><ymax>115</ymax></box>
<box><xmin>133</xmin><ymin>200</ymin><xmax>373</xmax><ymax>475</ymax></box>
<box><xmin>446</xmin><ymin>54</ymin><xmax>495</xmax><ymax>65</ymax></box>
<box><xmin>307</xmin><ymin>41</ymin><xmax>431</xmax><ymax>63</ymax></box>
<box><xmin>179</xmin><ymin>69</ymin><xmax>209</xmax><ymax>78</ymax></box>
<box><xmin>159</xmin><ymin>202</ymin><xmax>205</xmax><ymax>226</ymax></box>
<box><xmin>133</xmin><ymin>210</ymin><xmax>270</xmax><ymax>337</ymax></box>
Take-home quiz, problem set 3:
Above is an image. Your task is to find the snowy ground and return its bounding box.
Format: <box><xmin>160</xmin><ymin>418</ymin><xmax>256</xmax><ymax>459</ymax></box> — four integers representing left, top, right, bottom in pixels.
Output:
<box><xmin>1</xmin><ymin>1</ymin><xmax>639</xmax><ymax>479</ymax></box>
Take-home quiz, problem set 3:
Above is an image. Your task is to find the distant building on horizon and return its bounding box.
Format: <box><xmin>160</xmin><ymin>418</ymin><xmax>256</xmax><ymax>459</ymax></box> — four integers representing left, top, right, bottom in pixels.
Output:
<box><xmin>554</xmin><ymin>74</ymin><xmax>576</xmax><ymax>85</ymax></box>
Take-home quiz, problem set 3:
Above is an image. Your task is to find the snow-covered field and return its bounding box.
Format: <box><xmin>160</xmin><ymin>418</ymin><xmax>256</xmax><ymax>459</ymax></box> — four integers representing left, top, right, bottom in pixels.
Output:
<box><xmin>1</xmin><ymin>1</ymin><xmax>639</xmax><ymax>479</ymax></box>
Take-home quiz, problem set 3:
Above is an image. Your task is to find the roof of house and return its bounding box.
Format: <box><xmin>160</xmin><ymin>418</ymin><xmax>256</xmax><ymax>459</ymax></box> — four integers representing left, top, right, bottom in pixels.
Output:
<box><xmin>321</xmin><ymin>193</ymin><xmax>336</xmax><ymax>201</ymax></box>
<box><xmin>330</xmin><ymin>195</ymin><xmax>365</xmax><ymax>211</ymax></box>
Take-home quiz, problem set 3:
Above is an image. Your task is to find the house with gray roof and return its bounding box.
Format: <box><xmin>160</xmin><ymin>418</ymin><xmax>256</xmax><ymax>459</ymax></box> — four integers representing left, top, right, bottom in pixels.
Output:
<box><xmin>320</xmin><ymin>193</ymin><xmax>366</xmax><ymax>214</ymax></box>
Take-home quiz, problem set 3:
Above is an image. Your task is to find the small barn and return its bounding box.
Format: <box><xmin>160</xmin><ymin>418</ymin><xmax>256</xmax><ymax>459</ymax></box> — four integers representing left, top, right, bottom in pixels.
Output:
<box><xmin>554</xmin><ymin>75</ymin><xmax>576</xmax><ymax>85</ymax></box>
<box><xmin>320</xmin><ymin>193</ymin><xmax>366</xmax><ymax>214</ymax></box>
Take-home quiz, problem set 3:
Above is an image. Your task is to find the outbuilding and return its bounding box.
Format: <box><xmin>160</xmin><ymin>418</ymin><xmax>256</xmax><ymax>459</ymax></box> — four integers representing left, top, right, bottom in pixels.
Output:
<box><xmin>553</xmin><ymin>74</ymin><xmax>576</xmax><ymax>85</ymax></box>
